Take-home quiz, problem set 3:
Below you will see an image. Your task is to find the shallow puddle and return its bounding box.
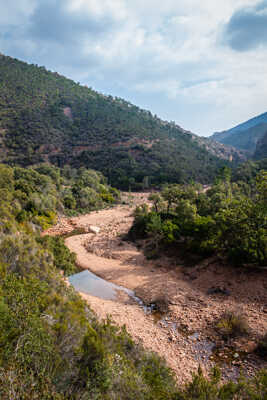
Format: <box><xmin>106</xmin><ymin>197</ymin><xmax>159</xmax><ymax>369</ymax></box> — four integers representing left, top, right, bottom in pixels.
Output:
<box><xmin>68</xmin><ymin>270</ymin><xmax>163</xmax><ymax>320</ymax></box>
<box><xmin>68</xmin><ymin>270</ymin><xmax>138</xmax><ymax>301</ymax></box>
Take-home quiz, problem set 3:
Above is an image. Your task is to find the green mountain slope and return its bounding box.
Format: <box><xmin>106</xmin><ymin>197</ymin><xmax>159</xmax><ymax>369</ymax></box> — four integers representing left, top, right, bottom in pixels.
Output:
<box><xmin>0</xmin><ymin>54</ymin><xmax>242</xmax><ymax>188</ymax></box>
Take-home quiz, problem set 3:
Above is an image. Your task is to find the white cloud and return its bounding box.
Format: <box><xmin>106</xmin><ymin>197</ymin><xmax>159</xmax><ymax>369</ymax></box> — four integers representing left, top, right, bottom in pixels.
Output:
<box><xmin>66</xmin><ymin>0</ymin><xmax>127</xmax><ymax>20</ymax></box>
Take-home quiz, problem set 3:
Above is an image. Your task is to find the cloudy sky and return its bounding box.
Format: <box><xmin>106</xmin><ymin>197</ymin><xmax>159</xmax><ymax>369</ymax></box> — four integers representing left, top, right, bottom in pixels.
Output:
<box><xmin>1</xmin><ymin>0</ymin><xmax>267</xmax><ymax>136</ymax></box>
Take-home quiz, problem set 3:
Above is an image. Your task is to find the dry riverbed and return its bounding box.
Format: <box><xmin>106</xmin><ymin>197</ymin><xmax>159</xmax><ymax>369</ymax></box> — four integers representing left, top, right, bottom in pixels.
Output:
<box><xmin>45</xmin><ymin>193</ymin><xmax>267</xmax><ymax>384</ymax></box>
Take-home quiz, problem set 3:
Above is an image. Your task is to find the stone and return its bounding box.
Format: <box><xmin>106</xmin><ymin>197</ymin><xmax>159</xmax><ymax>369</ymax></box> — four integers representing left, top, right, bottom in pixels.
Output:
<box><xmin>241</xmin><ymin>341</ymin><xmax>257</xmax><ymax>353</ymax></box>
<box><xmin>207</xmin><ymin>286</ymin><xmax>230</xmax><ymax>296</ymax></box>
<box><xmin>88</xmin><ymin>225</ymin><xmax>100</xmax><ymax>234</ymax></box>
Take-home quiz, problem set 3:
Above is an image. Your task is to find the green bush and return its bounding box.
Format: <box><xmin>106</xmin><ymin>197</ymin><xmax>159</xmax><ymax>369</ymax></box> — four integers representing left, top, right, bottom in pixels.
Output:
<box><xmin>179</xmin><ymin>367</ymin><xmax>267</xmax><ymax>400</ymax></box>
<box><xmin>130</xmin><ymin>172</ymin><xmax>267</xmax><ymax>266</ymax></box>
<box><xmin>127</xmin><ymin>204</ymin><xmax>151</xmax><ymax>240</ymax></box>
<box><xmin>39</xmin><ymin>235</ymin><xmax>77</xmax><ymax>276</ymax></box>
<box><xmin>216</xmin><ymin>311</ymin><xmax>249</xmax><ymax>339</ymax></box>
<box><xmin>100</xmin><ymin>192</ymin><xmax>115</xmax><ymax>203</ymax></box>
<box><xmin>63</xmin><ymin>195</ymin><xmax>76</xmax><ymax>209</ymax></box>
<box><xmin>33</xmin><ymin>211</ymin><xmax>57</xmax><ymax>230</ymax></box>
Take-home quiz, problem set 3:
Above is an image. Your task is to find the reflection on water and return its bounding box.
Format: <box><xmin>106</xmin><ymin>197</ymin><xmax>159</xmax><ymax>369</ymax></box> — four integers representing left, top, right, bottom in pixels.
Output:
<box><xmin>68</xmin><ymin>270</ymin><xmax>160</xmax><ymax>317</ymax></box>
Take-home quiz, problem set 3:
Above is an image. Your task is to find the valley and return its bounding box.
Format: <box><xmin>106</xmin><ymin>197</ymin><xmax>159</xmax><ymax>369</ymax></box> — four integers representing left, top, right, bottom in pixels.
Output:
<box><xmin>0</xmin><ymin>52</ymin><xmax>266</xmax><ymax>398</ymax></box>
<box><xmin>45</xmin><ymin>193</ymin><xmax>267</xmax><ymax>384</ymax></box>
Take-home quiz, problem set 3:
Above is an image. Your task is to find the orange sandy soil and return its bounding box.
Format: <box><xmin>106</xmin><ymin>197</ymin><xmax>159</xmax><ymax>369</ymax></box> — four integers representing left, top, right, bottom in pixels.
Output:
<box><xmin>45</xmin><ymin>193</ymin><xmax>267</xmax><ymax>384</ymax></box>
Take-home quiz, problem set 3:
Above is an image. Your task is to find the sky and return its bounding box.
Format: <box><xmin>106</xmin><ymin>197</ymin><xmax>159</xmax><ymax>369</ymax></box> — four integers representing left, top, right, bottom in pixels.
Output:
<box><xmin>0</xmin><ymin>0</ymin><xmax>267</xmax><ymax>136</ymax></box>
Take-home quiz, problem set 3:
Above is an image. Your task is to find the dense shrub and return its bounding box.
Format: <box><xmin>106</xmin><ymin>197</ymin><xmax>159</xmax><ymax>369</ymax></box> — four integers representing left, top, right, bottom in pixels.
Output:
<box><xmin>38</xmin><ymin>235</ymin><xmax>77</xmax><ymax>276</ymax></box>
<box><xmin>0</xmin><ymin>163</ymin><xmax>119</xmax><ymax>231</ymax></box>
<box><xmin>178</xmin><ymin>367</ymin><xmax>267</xmax><ymax>400</ymax></box>
<box><xmin>130</xmin><ymin>171</ymin><xmax>267</xmax><ymax>266</ymax></box>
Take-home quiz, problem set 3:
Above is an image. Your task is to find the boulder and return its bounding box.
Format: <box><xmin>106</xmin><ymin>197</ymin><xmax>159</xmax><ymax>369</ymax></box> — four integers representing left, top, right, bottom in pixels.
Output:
<box><xmin>88</xmin><ymin>225</ymin><xmax>100</xmax><ymax>234</ymax></box>
<box><xmin>207</xmin><ymin>286</ymin><xmax>230</xmax><ymax>296</ymax></box>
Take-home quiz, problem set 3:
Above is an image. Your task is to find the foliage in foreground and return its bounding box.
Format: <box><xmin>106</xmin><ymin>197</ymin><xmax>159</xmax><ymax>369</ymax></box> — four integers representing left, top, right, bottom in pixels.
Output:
<box><xmin>130</xmin><ymin>168</ymin><xmax>267</xmax><ymax>266</ymax></box>
<box><xmin>0</xmin><ymin>164</ymin><xmax>266</xmax><ymax>398</ymax></box>
<box><xmin>178</xmin><ymin>367</ymin><xmax>267</xmax><ymax>400</ymax></box>
<box><xmin>0</xmin><ymin>235</ymin><xmax>266</xmax><ymax>399</ymax></box>
<box><xmin>0</xmin><ymin>163</ymin><xmax>119</xmax><ymax>229</ymax></box>
<box><xmin>0</xmin><ymin>163</ymin><xmax>179</xmax><ymax>399</ymax></box>
<box><xmin>0</xmin><ymin>235</ymin><xmax>178</xmax><ymax>399</ymax></box>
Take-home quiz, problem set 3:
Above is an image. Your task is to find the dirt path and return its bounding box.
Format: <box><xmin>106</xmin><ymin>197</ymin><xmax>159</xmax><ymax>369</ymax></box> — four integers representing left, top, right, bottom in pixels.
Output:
<box><xmin>45</xmin><ymin>193</ymin><xmax>267</xmax><ymax>384</ymax></box>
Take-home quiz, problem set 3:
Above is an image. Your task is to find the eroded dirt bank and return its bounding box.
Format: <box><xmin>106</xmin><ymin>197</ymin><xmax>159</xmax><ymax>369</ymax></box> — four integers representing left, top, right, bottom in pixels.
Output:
<box><xmin>45</xmin><ymin>193</ymin><xmax>267</xmax><ymax>384</ymax></box>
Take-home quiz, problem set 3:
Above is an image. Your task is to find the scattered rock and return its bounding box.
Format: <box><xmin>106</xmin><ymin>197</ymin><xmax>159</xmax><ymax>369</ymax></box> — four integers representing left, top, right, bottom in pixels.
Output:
<box><xmin>168</xmin><ymin>333</ymin><xmax>176</xmax><ymax>341</ymax></box>
<box><xmin>239</xmin><ymin>341</ymin><xmax>257</xmax><ymax>353</ymax></box>
<box><xmin>207</xmin><ymin>286</ymin><xmax>230</xmax><ymax>296</ymax></box>
<box><xmin>88</xmin><ymin>225</ymin><xmax>100</xmax><ymax>234</ymax></box>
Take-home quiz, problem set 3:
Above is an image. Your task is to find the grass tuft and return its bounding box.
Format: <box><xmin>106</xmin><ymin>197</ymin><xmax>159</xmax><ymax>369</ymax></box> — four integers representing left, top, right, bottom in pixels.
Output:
<box><xmin>216</xmin><ymin>311</ymin><xmax>249</xmax><ymax>339</ymax></box>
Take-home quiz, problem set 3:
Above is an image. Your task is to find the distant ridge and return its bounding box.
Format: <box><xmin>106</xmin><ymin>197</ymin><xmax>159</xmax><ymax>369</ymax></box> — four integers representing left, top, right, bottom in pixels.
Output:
<box><xmin>215</xmin><ymin>112</ymin><xmax>267</xmax><ymax>135</ymax></box>
<box><xmin>211</xmin><ymin>112</ymin><xmax>267</xmax><ymax>153</ymax></box>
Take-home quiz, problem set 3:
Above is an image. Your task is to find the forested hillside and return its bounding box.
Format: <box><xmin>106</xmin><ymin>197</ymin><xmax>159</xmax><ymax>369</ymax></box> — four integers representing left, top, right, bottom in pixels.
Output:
<box><xmin>0</xmin><ymin>54</ymin><xmax>243</xmax><ymax>189</ymax></box>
